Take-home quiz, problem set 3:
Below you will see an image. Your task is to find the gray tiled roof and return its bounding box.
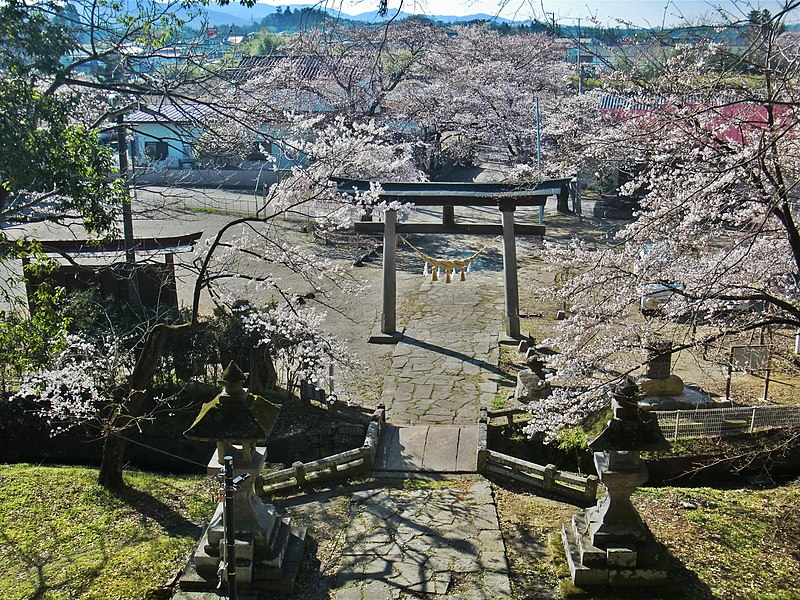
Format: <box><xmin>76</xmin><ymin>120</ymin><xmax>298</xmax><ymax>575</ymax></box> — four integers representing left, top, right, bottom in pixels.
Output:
<box><xmin>232</xmin><ymin>55</ymin><xmax>326</xmax><ymax>82</ymax></box>
<box><xmin>125</xmin><ymin>104</ymin><xmax>211</xmax><ymax>124</ymax></box>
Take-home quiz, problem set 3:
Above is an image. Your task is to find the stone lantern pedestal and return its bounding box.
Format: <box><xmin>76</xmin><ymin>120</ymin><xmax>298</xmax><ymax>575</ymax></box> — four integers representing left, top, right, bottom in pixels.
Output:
<box><xmin>178</xmin><ymin>362</ymin><xmax>306</xmax><ymax>594</ymax></box>
<box><xmin>562</xmin><ymin>383</ymin><xmax>670</xmax><ymax>587</ymax></box>
<box><xmin>205</xmin><ymin>443</ymin><xmax>273</xmax><ymax>532</ymax></box>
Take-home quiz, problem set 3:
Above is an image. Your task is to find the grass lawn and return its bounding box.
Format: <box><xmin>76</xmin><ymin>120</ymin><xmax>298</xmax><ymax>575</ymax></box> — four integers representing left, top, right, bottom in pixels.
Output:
<box><xmin>496</xmin><ymin>480</ymin><xmax>800</xmax><ymax>599</ymax></box>
<box><xmin>5</xmin><ymin>462</ymin><xmax>800</xmax><ymax>600</ymax></box>
<box><xmin>0</xmin><ymin>464</ymin><xmax>216</xmax><ymax>600</ymax></box>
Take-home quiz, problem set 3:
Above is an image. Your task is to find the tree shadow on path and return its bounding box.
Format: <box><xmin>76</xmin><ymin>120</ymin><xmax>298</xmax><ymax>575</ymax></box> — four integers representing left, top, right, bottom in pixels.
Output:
<box><xmin>400</xmin><ymin>335</ymin><xmax>505</xmax><ymax>377</ymax></box>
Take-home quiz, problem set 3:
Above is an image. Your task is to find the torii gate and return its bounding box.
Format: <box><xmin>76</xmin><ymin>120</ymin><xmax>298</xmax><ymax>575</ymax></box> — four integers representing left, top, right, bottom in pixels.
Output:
<box><xmin>333</xmin><ymin>177</ymin><xmax>572</xmax><ymax>342</ymax></box>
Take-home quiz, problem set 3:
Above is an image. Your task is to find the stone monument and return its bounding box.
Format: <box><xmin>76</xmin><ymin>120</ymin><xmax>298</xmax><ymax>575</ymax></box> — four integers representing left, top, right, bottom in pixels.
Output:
<box><xmin>637</xmin><ymin>339</ymin><xmax>684</xmax><ymax>396</ymax></box>
<box><xmin>514</xmin><ymin>350</ymin><xmax>550</xmax><ymax>402</ymax></box>
<box><xmin>179</xmin><ymin>362</ymin><xmax>306</xmax><ymax>594</ymax></box>
<box><xmin>561</xmin><ymin>382</ymin><xmax>671</xmax><ymax>588</ymax></box>
<box><xmin>636</xmin><ymin>339</ymin><xmax>714</xmax><ymax>410</ymax></box>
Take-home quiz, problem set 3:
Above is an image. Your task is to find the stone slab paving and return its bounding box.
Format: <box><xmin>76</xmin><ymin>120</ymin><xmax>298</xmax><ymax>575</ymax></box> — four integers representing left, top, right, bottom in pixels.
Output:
<box><xmin>375</xmin><ymin>424</ymin><xmax>478</xmax><ymax>473</ymax></box>
<box><xmin>333</xmin><ymin>479</ymin><xmax>512</xmax><ymax>599</ymax></box>
<box><xmin>380</xmin><ymin>272</ymin><xmax>505</xmax><ymax>426</ymax></box>
<box><xmin>330</xmin><ymin>273</ymin><xmax>512</xmax><ymax>597</ymax></box>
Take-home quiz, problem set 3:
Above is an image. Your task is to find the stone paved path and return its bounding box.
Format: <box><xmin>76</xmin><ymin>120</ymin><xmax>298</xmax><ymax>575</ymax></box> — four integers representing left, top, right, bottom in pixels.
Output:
<box><xmin>334</xmin><ymin>480</ymin><xmax>511</xmax><ymax>599</ymax></box>
<box><xmin>380</xmin><ymin>273</ymin><xmax>505</xmax><ymax>425</ymax></box>
<box><xmin>330</xmin><ymin>272</ymin><xmax>514</xmax><ymax>598</ymax></box>
<box><xmin>375</xmin><ymin>424</ymin><xmax>478</xmax><ymax>472</ymax></box>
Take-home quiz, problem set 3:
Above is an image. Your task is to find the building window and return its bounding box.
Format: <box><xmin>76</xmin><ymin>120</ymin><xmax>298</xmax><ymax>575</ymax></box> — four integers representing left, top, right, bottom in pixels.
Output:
<box><xmin>144</xmin><ymin>141</ymin><xmax>169</xmax><ymax>161</ymax></box>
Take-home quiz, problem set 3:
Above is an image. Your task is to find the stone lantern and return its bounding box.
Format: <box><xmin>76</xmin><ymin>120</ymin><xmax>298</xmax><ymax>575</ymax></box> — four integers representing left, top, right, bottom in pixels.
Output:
<box><xmin>561</xmin><ymin>382</ymin><xmax>670</xmax><ymax>588</ymax></box>
<box><xmin>179</xmin><ymin>362</ymin><xmax>306</xmax><ymax>593</ymax></box>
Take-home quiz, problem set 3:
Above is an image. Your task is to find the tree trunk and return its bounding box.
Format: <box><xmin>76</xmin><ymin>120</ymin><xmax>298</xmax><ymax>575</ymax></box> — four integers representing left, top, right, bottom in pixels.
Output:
<box><xmin>556</xmin><ymin>185</ymin><xmax>572</xmax><ymax>214</ymax></box>
<box><xmin>98</xmin><ymin>431</ymin><xmax>127</xmax><ymax>489</ymax></box>
<box><xmin>97</xmin><ymin>323</ymin><xmax>174</xmax><ymax>489</ymax></box>
<box><xmin>248</xmin><ymin>348</ymin><xmax>278</xmax><ymax>396</ymax></box>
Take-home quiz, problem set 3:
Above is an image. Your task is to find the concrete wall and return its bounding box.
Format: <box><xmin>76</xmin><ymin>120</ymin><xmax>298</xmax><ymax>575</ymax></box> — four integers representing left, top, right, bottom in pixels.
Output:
<box><xmin>132</xmin><ymin>167</ymin><xmax>292</xmax><ymax>190</ymax></box>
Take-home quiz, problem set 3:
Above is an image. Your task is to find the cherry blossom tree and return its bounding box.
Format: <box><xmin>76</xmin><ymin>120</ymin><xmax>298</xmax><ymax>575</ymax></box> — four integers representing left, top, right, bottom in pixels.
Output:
<box><xmin>393</xmin><ymin>23</ymin><xmax>572</xmax><ymax>172</ymax></box>
<box><xmin>6</xmin><ymin>0</ymin><xmax>424</xmax><ymax>488</ymax></box>
<box><xmin>14</xmin><ymin>334</ymin><xmax>136</xmax><ymax>435</ymax></box>
<box><xmin>12</xmin><ymin>107</ymin><xmax>422</xmax><ymax>488</ymax></box>
<box><xmin>279</xmin><ymin>20</ymin><xmax>438</xmax><ymax>122</ymax></box>
<box><xmin>198</xmin><ymin>18</ymin><xmax>440</xmax><ymax>171</ymax></box>
<box><xmin>218</xmin><ymin>21</ymin><xmax>575</xmax><ymax>178</ymax></box>
<box><xmin>240</xmin><ymin>302</ymin><xmax>356</xmax><ymax>393</ymax></box>
<box><xmin>526</xmin><ymin>1</ymin><xmax>800</xmax><ymax>442</ymax></box>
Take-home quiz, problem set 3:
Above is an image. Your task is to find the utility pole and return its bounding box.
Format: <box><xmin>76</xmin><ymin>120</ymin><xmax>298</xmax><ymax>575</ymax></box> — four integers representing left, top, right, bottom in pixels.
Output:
<box><xmin>577</xmin><ymin>18</ymin><xmax>584</xmax><ymax>95</ymax></box>
<box><xmin>109</xmin><ymin>95</ymin><xmax>139</xmax><ymax>308</ymax></box>
<box><xmin>544</xmin><ymin>12</ymin><xmax>556</xmax><ymax>34</ymax></box>
<box><xmin>116</xmin><ymin>112</ymin><xmax>136</xmax><ymax>266</ymax></box>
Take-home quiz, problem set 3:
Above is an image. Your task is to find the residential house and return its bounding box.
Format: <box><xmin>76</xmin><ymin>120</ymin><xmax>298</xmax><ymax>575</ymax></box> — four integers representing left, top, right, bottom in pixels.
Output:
<box><xmin>124</xmin><ymin>104</ymin><xmax>210</xmax><ymax>169</ymax></box>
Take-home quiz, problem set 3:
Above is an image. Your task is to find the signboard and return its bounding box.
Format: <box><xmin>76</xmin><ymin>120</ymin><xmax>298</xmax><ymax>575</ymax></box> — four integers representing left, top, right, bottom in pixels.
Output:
<box><xmin>731</xmin><ymin>345</ymin><xmax>770</xmax><ymax>372</ymax></box>
<box><xmin>207</xmin><ymin>27</ymin><xmax>218</xmax><ymax>39</ymax></box>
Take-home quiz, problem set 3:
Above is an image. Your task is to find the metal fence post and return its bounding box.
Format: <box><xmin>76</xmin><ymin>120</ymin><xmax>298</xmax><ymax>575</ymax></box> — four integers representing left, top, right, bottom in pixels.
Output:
<box><xmin>223</xmin><ymin>455</ymin><xmax>238</xmax><ymax>600</ymax></box>
<box><xmin>673</xmin><ymin>411</ymin><xmax>681</xmax><ymax>442</ymax></box>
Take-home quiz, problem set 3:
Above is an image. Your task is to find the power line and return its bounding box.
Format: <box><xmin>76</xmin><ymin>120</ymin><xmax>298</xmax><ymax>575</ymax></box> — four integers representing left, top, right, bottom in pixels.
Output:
<box><xmin>124</xmin><ymin>435</ymin><xmax>211</xmax><ymax>469</ymax></box>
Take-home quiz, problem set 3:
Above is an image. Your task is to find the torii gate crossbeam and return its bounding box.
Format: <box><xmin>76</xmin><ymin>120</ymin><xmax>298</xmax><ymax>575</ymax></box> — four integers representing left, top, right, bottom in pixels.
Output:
<box><xmin>333</xmin><ymin>177</ymin><xmax>572</xmax><ymax>342</ymax></box>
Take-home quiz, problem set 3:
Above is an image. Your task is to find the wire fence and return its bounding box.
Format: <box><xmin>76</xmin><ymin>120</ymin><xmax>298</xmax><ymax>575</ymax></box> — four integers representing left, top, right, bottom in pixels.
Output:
<box><xmin>655</xmin><ymin>405</ymin><xmax>800</xmax><ymax>441</ymax></box>
<box><xmin>133</xmin><ymin>185</ymin><xmax>367</xmax><ymax>224</ymax></box>
<box><xmin>134</xmin><ymin>186</ymin><xmax>265</xmax><ymax>217</ymax></box>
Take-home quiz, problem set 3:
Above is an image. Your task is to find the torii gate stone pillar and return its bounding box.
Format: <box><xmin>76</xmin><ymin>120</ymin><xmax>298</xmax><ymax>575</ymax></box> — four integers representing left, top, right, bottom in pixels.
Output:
<box><xmin>500</xmin><ymin>201</ymin><xmax>521</xmax><ymax>339</ymax></box>
<box><xmin>381</xmin><ymin>209</ymin><xmax>397</xmax><ymax>335</ymax></box>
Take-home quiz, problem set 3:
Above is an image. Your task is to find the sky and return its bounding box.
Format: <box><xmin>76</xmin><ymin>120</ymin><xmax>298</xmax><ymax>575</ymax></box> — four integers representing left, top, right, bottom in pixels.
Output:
<box><xmin>286</xmin><ymin>1</ymin><xmax>800</xmax><ymax>27</ymax></box>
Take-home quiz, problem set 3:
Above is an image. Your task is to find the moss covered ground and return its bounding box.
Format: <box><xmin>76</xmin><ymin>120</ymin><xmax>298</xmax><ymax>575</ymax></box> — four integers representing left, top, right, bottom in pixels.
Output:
<box><xmin>0</xmin><ymin>464</ymin><xmax>215</xmax><ymax>600</ymax></box>
<box><xmin>496</xmin><ymin>480</ymin><xmax>800</xmax><ymax>599</ymax></box>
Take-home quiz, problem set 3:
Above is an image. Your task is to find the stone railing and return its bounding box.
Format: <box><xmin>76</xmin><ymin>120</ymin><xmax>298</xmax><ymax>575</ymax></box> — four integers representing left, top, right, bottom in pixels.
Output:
<box><xmin>486</xmin><ymin>407</ymin><xmax>529</xmax><ymax>426</ymax></box>
<box><xmin>257</xmin><ymin>405</ymin><xmax>385</xmax><ymax>496</ymax></box>
<box><xmin>477</xmin><ymin>407</ymin><xmax>598</xmax><ymax>503</ymax></box>
<box><xmin>483</xmin><ymin>450</ymin><xmax>599</xmax><ymax>503</ymax></box>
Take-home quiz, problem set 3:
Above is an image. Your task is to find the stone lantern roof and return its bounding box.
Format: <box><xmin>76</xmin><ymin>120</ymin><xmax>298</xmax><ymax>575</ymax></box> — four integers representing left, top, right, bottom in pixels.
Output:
<box><xmin>589</xmin><ymin>382</ymin><xmax>670</xmax><ymax>452</ymax></box>
<box><xmin>184</xmin><ymin>362</ymin><xmax>280</xmax><ymax>443</ymax></box>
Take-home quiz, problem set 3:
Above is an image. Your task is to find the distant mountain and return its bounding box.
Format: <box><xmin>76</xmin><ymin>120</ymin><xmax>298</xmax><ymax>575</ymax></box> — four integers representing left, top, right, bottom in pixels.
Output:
<box><xmin>427</xmin><ymin>13</ymin><xmax>519</xmax><ymax>24</ymax></box>
<box><xmin>349</xmin><ymin>9</ymin><xmax>413</xmax><ymax>22</ymax></box>
<box><xmin>205</xmin><ymin>3</ymin><xmax>526</xmax><ymax>26</ymax></box>
<box><xmin>104</xmin><ymin>0</ymin><xmax>255</xmax><ymax>27</ymax></box>
<box><xmin>209</xmin><ymin>3</ymin><xmax>278</xmax><ymax>21</ymax></box>
<box><xmin>198</xmin><ymin>3</ymin><xmax>348</xmax><ymax>27</ymax></box>
<box><xmin>193</xmin><ymin>9</ymin><xmax>249</xmax><ymax>27</ymax></box>
<box><xmin>95</xmin><ymin>0</ymin><xmax>528</xmax><ymax>29</ymax></box>
<box><xmin>349</xmin><ymin>9</ymin><xmax>519</xmax><ymax>24</ymax></box>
